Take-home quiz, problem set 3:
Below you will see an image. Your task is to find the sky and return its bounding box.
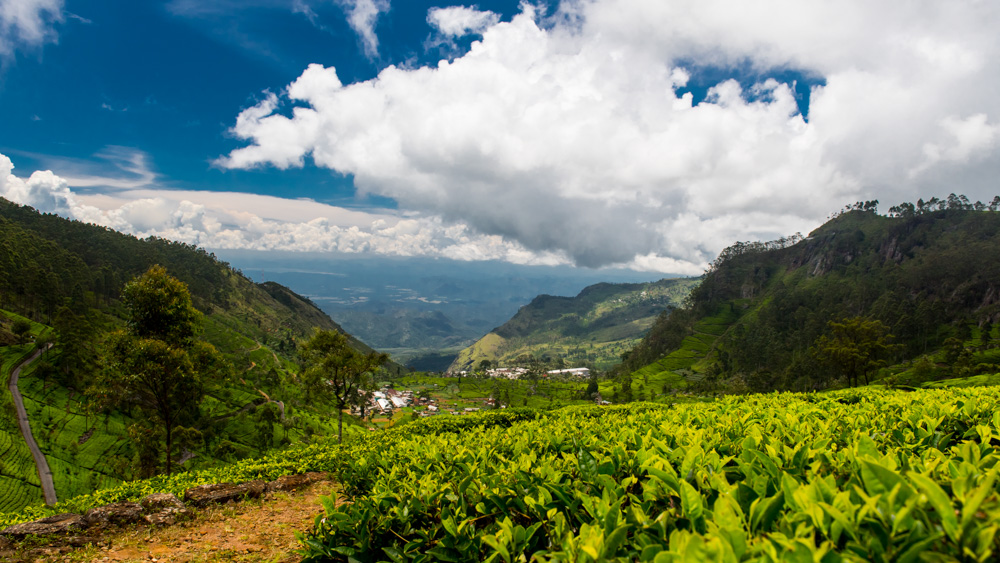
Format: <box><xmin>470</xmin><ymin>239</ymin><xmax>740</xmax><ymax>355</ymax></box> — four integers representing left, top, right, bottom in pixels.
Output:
<box><xmin>1</xmin><ymin>0</ymin><xmax>998</xmax><ymax>276</ymax></box>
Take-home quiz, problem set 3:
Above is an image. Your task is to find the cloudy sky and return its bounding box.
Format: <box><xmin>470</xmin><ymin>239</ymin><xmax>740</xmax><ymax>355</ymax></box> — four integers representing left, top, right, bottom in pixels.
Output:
<box><xmin>1</xmin><ymin>0</ymin><xmax>998</xmax><ymax>275</ymax></box>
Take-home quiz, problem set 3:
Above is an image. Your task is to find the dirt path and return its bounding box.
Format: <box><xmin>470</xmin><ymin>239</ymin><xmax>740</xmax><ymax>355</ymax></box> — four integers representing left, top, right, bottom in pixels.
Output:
<box><xmin>16</xmin><ymin>479</ymin><xmax>339</xmax><ymax>563</ymax></box>
<box><xmin>7</xmin><ymin>345</ymin><xmax>57</xmax><ymax>506</ymax></box>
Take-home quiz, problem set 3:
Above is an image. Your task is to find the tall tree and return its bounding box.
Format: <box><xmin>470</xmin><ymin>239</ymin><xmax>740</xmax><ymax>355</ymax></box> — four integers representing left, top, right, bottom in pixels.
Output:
<box><xmin>300</xmin><ymin>329</ymin><xmax>388</xmax><ymax>443</ymax></box>
<box><xmin>813</xmin><ymin>317</ymin><xmax>899</xmax><ymax>387</ymax></box>
<box><xmin>94</xmin><ymin>265</ymin><xmax>221</xmax><ymax>475</ymax></box>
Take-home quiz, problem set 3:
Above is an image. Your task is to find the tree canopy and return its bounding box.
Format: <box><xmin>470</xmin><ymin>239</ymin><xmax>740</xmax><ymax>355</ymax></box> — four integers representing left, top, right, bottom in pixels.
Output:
<box><xmin>94</xmin><ymin>265</ymin><xmax>223</xmax><ymax>475</ymax></box>
<box><xmin>813</xmin><ymin>317</ymin><xmax>899</xmax><ymax>387</ymax></box>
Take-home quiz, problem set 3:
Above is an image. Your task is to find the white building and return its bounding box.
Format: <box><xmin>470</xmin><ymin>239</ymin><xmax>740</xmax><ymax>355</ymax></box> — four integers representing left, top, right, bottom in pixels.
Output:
<box><xmin>546</xmin><ymin>367</ymin><xmax>591</xmax><ymax>378</ymax></box>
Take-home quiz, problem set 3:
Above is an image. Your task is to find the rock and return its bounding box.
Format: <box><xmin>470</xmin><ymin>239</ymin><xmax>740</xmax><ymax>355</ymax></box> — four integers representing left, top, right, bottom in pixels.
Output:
<box><xmin>183</xmin><ymin>480</ymin><xmax>266</xmax><ymax>507</ymax></box>
<box><xmin>139</xmin><ymin>493</ymin><xmax>192</xmax><ymax>527</ymax></box>
<box><xmin>266</xmin><ymin>472</ymin><xmax>329</xmax><ymax>492</ymax></box>
<box><xmin>84</xmin><ymin>502</ymin><xmax>144</xmax><ymax>529</ymax></box>
<box><xmin>139</xmin><ymin>493</ymin><xmax>185</xmax><ymax>513</ymax></box>
<box><xmin>0</xmin><ymin>513</ymin><xmax>87</xmax><ymax>539</ymax></box>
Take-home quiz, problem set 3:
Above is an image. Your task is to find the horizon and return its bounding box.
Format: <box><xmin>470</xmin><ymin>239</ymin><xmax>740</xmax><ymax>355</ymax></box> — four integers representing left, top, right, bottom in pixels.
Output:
<box><xmin>2</xmin><ymin>1</ymin><xmax>998</xmax><ymax>276</ymax></box>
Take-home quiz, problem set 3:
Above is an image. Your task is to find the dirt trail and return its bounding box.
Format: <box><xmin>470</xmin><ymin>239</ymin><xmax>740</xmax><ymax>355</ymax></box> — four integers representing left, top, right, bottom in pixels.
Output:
<box><xmin>7</xmin><ymin>345</ymin><xmax>57</xmax><ymax>506</ymax></box>
<box><xmin>12</xmin><ymin>478</ymin><xmax>340</xmax><ymax>563</ymax></box>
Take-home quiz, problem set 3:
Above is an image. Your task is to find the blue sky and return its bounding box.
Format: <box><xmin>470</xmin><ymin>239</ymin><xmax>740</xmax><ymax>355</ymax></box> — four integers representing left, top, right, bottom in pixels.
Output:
<box><xmin>2</xmin><ymin>0</ymin><xmax>526</xmax><ymax>203</ymax></box>
<box><xmin>1</xmin><ymin>1</ymin><xmax>997</xmax><ymax>274</ymax></box>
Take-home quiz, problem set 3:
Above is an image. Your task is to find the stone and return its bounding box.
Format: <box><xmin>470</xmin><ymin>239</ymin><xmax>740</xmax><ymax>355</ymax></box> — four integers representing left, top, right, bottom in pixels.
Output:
<box><xmin>266</xmin><ymin>472</ymin><xmax>329</xmax><ymax>492</ymax></box>
<box><xmin>183</xmin><ymin>480</ymin><xmax>266</xmax><ymax>507</ymax></box>
<box><xmin>139</xmin><ymin>493</ymin><xmax>192</xmax><ymax>527</ymax></box>
<box><xmin>0</xmin><ymin>513</ymin><xmax>87</xmax><ymax>539</ymax></box>
<box><xmin>139</xmin><ymin>493</ymin><xmax>185</xmax><ymax>513</ymax></box>
<box><xmin>83</xmin><ymin>502</ymin><xmax>144</xmax><ymax>529</ymax></box>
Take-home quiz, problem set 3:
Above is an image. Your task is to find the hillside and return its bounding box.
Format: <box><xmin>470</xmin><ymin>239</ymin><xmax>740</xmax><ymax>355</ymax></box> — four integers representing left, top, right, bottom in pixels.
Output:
<box><xmin>449</xmin><ymin>278</ymin><xmax>698</xmax><ymax>372</ymax></box>
<box><xmin>617</xmin><ymin>198</ymin><xmax>1000</xmax><ymax>394</ymax></box>
<box><xmin>0</xmin><ymin>199</ymin><xmax>393</xmax><ymax>513</ymax></box>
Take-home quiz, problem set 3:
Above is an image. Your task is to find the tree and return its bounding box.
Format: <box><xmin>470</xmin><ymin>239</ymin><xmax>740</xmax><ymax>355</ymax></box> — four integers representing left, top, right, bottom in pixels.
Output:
<box><xmin>813</xmin><ymin>317</ymin><xmax>899</xmax><ymax>387</ymax></box>
<box><xmin>11</xmin><ymin>318</ymin><xmax>31</xmax><ymax>345</ymax></box>
<box><xmin>300</xmin><ymin>329</ymin><xmax>388</xmax><ymax>443</ymax></box>
<box><xmin>94</xmin><ymin>265</ymin><xmax>221</xmax><ymax>475</ymax></box>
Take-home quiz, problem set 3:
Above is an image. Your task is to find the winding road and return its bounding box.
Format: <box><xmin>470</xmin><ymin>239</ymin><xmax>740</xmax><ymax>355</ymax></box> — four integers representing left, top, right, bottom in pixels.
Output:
<box><xmin>7</xmin><ymin>345</ymin><xmax>57</xmax><ymax>506</ymax></box>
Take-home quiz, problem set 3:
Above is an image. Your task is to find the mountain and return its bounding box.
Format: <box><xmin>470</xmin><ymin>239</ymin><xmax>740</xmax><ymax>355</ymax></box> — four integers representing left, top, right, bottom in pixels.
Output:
<box><xmin>617</xmin><ymin>200</ymin><xmax>1000</xmax><ymax>394</ymax></box>
<box><xmin>448</xmin><ymin>277</ymin><xmax>698</xmax><ymax>372</ymax></box>
<box><xmin>210</xmin><ymin>249</ymin><xmax>669</xmax><ymax>356</ymax></box>
<box><xmin>0</xmin><ymin>199</ymin><xmax>394</xmax><ymax>513</ymax></box>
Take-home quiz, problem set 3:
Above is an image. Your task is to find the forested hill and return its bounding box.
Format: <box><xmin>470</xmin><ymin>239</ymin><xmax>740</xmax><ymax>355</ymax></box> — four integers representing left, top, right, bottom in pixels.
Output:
<box><xmin>449</xmin><ymin>277</ymin><xmax>697</xmax><ymax>372</ymax></box>
<box><xmin>0</xmin><ymin>198</ymin><xmax>375</xmax><ymax>354</ymax></box>
<box><xmin>616</xmin><ymin>197</ymin><xmax>1000</xmax><ymax>393</ymax></box>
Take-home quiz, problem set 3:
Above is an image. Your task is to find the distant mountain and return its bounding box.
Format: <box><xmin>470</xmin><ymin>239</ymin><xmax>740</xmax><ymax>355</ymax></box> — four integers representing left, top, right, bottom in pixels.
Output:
<box><xmin>617</xmin><ymin>200</ymin><xmax>1000</xmax><ymax>394</ymax></box>
<box><xmin>448</xmin><ymin>277</ymin><xmax>698</xmax><ymax>373</ymax></box>
<box><xmin>212</xmin><ymin>249</ymin><xmax>670</xmax><ymax>353</ymax></box>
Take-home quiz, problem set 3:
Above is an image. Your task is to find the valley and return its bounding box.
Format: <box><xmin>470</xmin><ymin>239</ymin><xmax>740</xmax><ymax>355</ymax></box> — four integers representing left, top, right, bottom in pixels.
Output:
<box><xmin>5</xmin><ymin>199</ymin><xmax>1000</xmax><ymax>562</ymax></box>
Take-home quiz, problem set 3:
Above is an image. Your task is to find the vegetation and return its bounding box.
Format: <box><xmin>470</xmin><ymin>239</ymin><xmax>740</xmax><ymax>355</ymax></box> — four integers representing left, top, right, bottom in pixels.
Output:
<box><xmin>95</xmin><ymin>266</ymin><xmax>226</xmax><ymax>476</ymax></box>
<box><xmin>3</xmin><ymin>386</ymin><xmax>996</xmax><ymax>561</ymax></box>
<box><xmin>0</xmin><ymin>199</ymin><xmax>398</xmax><ymax>511</ymax></box>
<box><xmin>300</xmin><ymin>329</ymin><xmax>389</xmax><ymax>443</ymax></box>
<box><xmin>616</xmin><ymin>195</ymin><xmax>1000</xmax><ymax>393</ymax></box>
<box><xmin>450</xmin><ymin>278</ymin><xmax>697</xmax><ymax>373</ymax></box>
<box><xmin>298</xmin><ymin>386</ymin><xmax>1000</xmax><ymax>561</ymax></box>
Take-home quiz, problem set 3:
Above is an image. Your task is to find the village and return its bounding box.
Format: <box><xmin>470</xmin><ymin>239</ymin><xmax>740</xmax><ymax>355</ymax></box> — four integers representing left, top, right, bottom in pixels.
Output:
<box><xmin>352</xmin><ymin>366</ymin><xmax>594</xmax><ymax>422</ymax></box>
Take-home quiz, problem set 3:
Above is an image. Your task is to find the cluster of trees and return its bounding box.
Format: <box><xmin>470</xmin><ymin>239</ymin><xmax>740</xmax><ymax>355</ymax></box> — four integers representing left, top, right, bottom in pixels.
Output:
<box><xmin>90</xmin><ymin>266</ymin><xmax>390</xmax><ymax>476</ymax></box>
<box><xmin>887</xmin><ymin>194</ymin><xmax>1000</xmax><ymax>217</ymax></box>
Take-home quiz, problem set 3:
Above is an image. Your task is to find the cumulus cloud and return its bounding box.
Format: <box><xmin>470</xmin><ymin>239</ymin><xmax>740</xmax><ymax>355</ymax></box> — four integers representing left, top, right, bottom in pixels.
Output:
<box><xmin>428</xmin><ymin>6</ymin><xmax>499</xmax><ymax>37</ymax></box>
<box><xmin>217</xmin><ymin>0</ymin><xmax>1000</xmax><ymax>273</ymax></box>
<box><xmin>0</xmin><ymin>0</ymin><xmax>63</xmax><ymax>58</ymax></box>
<box><xmin>338</xmin><ymin>0</ymin><xmax>389</xmax><ymax>59</ymax></box>
<box><xmin>1</xmin><ymin>151</ymin><xmax>572</xmax><ymax>269</ymax></box>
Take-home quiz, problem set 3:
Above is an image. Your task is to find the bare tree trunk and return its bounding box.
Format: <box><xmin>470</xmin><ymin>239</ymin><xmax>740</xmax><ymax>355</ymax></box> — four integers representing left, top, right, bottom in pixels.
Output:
<box><xmin>337</xmin><ymin>407</ymin><xmax>344</xmax><ymax>444</ymax></box>
<box><xmin>165</xmin><ymin>423</ymin><xmax>173</xmax><ymax>476</ymax></box>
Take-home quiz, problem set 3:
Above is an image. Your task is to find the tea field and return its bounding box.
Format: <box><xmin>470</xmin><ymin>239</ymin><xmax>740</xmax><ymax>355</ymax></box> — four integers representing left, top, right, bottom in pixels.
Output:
<box><xmin>5</xmin><ymin>385</ymin><xmax>1000</xmax><ymax>561</ymax></box>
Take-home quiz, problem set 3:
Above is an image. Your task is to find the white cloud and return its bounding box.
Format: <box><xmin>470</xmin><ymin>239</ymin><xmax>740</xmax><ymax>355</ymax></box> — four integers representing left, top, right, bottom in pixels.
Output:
<box><xmin>428</xmin><ymin>6</ymin><xmax>499</xmax><ymax>37</ymax></box>
<box><xmin>217</xmin><ymin>1</ymin><xmax>1000</xmax><ymax>273</ymax></box>
<box><xmin>338</xmin><ymin>0</ymin><xmax>389</xmax><ymax>59</ymax></box>
<box><xmin>1</xmin><ymin>151</ymin><xmax>567</xmax><ymax>267</ymax></box>
<box><xmin>0</xmin><ymin>0</ymin><xmax>63</xmax><ymax>58</ymax></box>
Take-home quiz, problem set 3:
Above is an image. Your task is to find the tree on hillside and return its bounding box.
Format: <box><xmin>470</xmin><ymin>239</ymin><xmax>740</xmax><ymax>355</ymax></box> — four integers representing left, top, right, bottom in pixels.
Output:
<box><xmin>300</xmin><ymin>329</ymin><xmax>388</xmax><ymax>443</ymax></box>
<box><xmin>11</xmin><ymin>318</ymin><xmax>31</xmax><ymax>345</ymax></box>
<box><xmin>813</xmin><ymin>317</ymin><xmax>899</xmax><ymax>387</ymax></box>
<box><xmin>93</xmin><ymin>265</ymin><xmax>224</xmax><ymax>475</ymax></box>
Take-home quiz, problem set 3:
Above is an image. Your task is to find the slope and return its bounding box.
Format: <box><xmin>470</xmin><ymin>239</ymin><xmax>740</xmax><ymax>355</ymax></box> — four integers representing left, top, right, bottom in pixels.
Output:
<box><xmin>0</xmin><ymin>198</ymin><xmax>393</xmax><ymax>513</ymax></box>
<box><xmin>618</xmin><ymin>197</ymin><xmax>1000</xmax><ymax>392</ymax></box>
<box><xmin>449</xmin><ymin>278</ymin><xmax>698</xmax><ymax>372</ymax></box>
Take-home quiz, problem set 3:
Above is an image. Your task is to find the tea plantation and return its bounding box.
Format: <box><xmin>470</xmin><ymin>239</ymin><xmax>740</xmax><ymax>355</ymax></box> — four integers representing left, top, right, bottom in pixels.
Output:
<box><xmin>5</xmin><ymin>385</ymin><xmax>1000</xmax><ymax>562</ymax></box>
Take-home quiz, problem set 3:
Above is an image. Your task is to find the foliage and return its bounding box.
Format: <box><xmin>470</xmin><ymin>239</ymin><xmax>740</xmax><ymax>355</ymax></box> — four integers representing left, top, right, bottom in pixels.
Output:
<box><xmin>618</xmin><ymin>199</ymin><xmax>1000</xmax><ymax>391</ymax></box>
<box><xmin>10</xmin><ymin>319</ymin><xmax>31</xmax><ymax>345</ymax></box>
<box><xmin>0</xmin><ymin>200</ymin><xmax>393</xmax><ymax>506</ymax></box>
<box><xmin>0</xmin><ymin>407</ymin><xmax>545</xmax><ymax>529</ymax></box>
<box><xmin>298</xmin><ymin>386</ymin><xmax>1000</xmax><ymax>562</ymax></box>
<box><xmin>300</xmin><ymin>329</ymin><xmax>389</xmax><ymax>443</ymax></box>
<box><xmin>92</xmin><ymin>266</ymin><xmax>223</xmax><ymax>476</ymax></box>
<box><xmin>813</xmin><ymin>317</ymin><xmax>899</xmax><ymax>387</ymax></box>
